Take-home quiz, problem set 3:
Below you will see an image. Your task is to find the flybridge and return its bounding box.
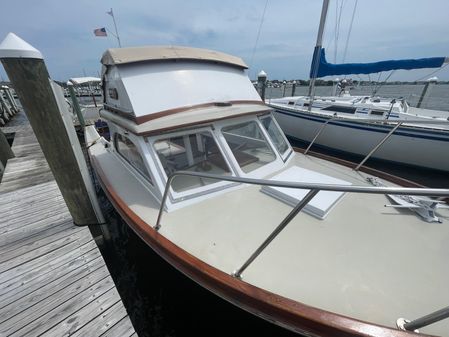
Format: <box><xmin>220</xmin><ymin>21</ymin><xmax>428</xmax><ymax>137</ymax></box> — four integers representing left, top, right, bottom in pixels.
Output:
<box><xmin>100</xmin><ymin>45</ymin><xmax>262</xmax><ymax>123</ymax></box>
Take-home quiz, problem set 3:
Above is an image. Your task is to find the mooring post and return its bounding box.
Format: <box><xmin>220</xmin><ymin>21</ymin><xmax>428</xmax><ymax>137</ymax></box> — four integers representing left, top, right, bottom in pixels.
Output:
<box><xmin>3</xmin><ymin>85</ymin><xmax>19</xmax><ymax>112</ymax></box>
<box><xmin>67</xmin><ymin>83</ymin><xmax>85</xmax><ymax>129</ymax></box>
<box><xmin>417</xmin><ymin>77</ymin><xmax>437</xmax><ymax>108</ymax></box>
<box><xmin>291</xmin><ymin>80</ymin><xmax>297</xmax><ymax>96</ymax></box>
<box><xmin>0</xmin><ymin>90</ymin><xmax>13</xmax><ymax>118</ymax></box>
<box><xmin>0</xmin><ymin>32</ymin><xmax>105</xmax><ymax>229</ymax></box>
<box><xmin>0</xmin><ymin>128</ymin><xmax>14</xmax><ymax>170</ymax></box>
<box><xmin>257</xmin><ymin>70</ymin><xmax>267</xmax><ymax>101</ymax></box>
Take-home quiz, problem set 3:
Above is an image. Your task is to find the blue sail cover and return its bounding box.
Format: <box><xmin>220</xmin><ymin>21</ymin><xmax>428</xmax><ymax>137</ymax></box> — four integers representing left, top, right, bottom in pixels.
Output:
<box><xmin>310</xmin><ymin>48</ymin><xmax>445</xmax><ymax>78</ymax></box>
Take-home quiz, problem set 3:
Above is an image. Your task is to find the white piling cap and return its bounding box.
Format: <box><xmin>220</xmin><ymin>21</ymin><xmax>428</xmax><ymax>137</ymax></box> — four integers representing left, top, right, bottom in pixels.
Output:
<box><xmin>258</xmin><ymin>70</ymin><xmax>267</xmax><ymax>78</ymax></box>
<box><xmin>0</xmin><ymin>32</ymin><xmax>43</xmax><ymax>59</ymax></box>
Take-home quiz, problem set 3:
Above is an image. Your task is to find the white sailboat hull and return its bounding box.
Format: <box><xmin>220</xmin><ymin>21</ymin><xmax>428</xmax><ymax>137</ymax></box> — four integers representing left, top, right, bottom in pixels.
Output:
<box><xmin>272</xmin><ymin>106</ymin><xmax>449</xmax><ymax>172</ymax></box>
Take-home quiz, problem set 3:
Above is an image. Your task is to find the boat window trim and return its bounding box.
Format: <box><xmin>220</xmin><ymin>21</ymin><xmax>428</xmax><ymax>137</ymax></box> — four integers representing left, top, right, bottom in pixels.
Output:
<box><xmin>148</xmin><ymin>126</ymin><xmax>236</xmax><ymax>198</ymax></box>
<box><xmin>258</xmin><ymin>115</ymin><xmax>292</xmax><ymax>162</ymax></box>
<box><xmin>218</xmin><ymin>119</ymin><xmax>282</xmax><ymax>175</ymax></box>
<box><xmin>114</xmin><ymin>132</ymin><xmax>154</xmax><ymax>185</ymax></box>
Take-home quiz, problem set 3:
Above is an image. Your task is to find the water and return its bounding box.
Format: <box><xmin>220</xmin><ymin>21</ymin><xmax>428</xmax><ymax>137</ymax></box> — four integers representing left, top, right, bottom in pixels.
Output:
<box><xmin>265</xmin><ymin>84</ymin><xmax>449</xmax><ymax>112</ymax></box>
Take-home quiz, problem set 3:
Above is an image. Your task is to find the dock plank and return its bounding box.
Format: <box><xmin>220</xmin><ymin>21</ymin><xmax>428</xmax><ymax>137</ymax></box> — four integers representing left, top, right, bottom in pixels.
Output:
<box><xmin>38</xmin><ymin>287</ymin><xmax>121</xmax><ymax>337</ymax></box>
<box><xmin>0</xmin><ymin>238</ymin><xmax>95</xmax><ymax>285</ymax></box>
<box><xmin>0</xmin><ymin>240</ymin><xmax>98</xmax><ymax>294</ymax></box>
<box><xmin>71</xmin><ymin>301</ymin><xmax>129</xmax><ymax>337</ymax></box>
<box><xmin>0</xmin><ymin>217</ymin><xmax>72</xmax><ymax>251</ymax></box>
<box><xmin>0</xmin><ymin>222</ymin><xmax>85</xmax><ymax>264</ymax></box>
<box><xmin>3</xmin><ymin>269</ymin><xmax>113</xmax><ymax>336</ymax></box>
<box><xmin>0</xmin><ymin>114</ymin><xmax>136</xmax><ymax>336</ymax></box>
<box><xmin>100</xmin><ymin>316</ymin><xmax>136</xmax><ymax>337</ymax></box>
<box><xmin>0</xmin><ymin>256</ymin><xmax>105</xmax><ymax>324</ymax></box>
<box><xmin>0</xmin><ymin>227</ymin><xmax>92</xmax><ymax>274</ymax></box>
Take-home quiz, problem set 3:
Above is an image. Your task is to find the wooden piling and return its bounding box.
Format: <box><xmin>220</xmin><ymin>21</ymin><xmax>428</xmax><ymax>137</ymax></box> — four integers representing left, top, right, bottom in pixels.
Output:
<box><xmin>3</xmin><ymin>86</ymin><xmax>19</xmax><ymax>112</ymax></box>
<box><xmin>0</xmin><ymin>33</ymin><xmax>101</xmax><ymax>226</ymax></box>
<box><xmin>0</xmin><ymin>92</ymin><xmax>13</xmax><ymax>118</ymax></box>
<box><xmin>291</xmin><ymin>80</ymin><xmax>297</xmax><ymax>96</ymax></box>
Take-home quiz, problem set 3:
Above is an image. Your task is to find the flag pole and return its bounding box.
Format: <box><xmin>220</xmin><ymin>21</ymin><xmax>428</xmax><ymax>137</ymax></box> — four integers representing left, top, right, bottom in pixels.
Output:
<box><xmin>107</xmin><ymin>8</ymin><xmax>122</xmax><ymax>48</ymax></box>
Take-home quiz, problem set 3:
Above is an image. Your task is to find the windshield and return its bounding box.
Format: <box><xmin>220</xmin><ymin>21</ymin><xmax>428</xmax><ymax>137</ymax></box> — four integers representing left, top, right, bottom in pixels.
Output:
<box><xmin>154</xmin><ymin>131</ymin><xmax>231</xmax><ymax>192</ymax></box>
<box><xmin>260</xmin><ymin>116</ymin><xmax>289</xmax><ymax>156</ymax></box>
<box><xmin>221</xmin><ymin>121</ymin><xmax>276</xmax><ymax>173</ymax></box>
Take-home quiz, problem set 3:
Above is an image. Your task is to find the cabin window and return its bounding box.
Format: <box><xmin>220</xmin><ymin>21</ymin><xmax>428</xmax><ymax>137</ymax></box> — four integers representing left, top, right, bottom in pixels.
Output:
<box><xmin>115</xmin><ymin>134</ymin><xmax>152</xmax><ymax>183</ymax></box>
<box><xmin>370</xmin><ymin>110</ymin><xmax>385</xmax><ymax>116</ymax></box>
<box><xmin>322</xmin><ymin>105</ymin><xmax>356</xmax><ymax>114</ymax></box>
<box><xmin>260</xmin><ymin>116</ymin><xmax>290</xmax><ymax>157</ymax></box>
<box><xmin>108</xmin><ymin>88</ymin><xmax>118</xmax><ymax>100</ymax></box>
<box><xmin>154</xmin><ymin>131</ymin><xmax>231</xmax><ymax>192</ymax></box>
<box><xmin>221</xmin><ymin>121</ymin><xmax>276</xmax><ymax>173</ymax></box>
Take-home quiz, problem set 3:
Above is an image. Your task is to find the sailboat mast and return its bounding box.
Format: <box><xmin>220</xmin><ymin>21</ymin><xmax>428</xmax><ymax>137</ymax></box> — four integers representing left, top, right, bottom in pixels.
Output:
<box><xmin>308</xmin><ymin>0</ymin><xmax>330</xmax><ymax>111</ymax></box>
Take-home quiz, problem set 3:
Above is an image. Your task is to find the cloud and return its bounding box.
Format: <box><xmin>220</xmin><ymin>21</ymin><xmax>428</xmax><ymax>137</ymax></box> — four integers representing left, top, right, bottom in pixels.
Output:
<box><xmin>0</xmin><ymin>0</ymin><xmax>448</xmax><ymax>81</ymax></box>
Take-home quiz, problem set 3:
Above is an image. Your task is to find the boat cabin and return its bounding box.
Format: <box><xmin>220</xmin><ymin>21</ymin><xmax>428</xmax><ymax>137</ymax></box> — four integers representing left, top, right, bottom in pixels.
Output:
<box><xmin>96</xmin><ymin>46</ymin><xmax>293</xmax><ymax>211</ymax></box>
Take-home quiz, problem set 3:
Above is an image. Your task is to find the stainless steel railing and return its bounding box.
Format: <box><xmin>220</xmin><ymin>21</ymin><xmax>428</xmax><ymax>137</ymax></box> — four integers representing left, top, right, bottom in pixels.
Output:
<box><xmin>154</xmin><ymin>170</ymin><xmax>449</xmax><ymax>278</ymax></box>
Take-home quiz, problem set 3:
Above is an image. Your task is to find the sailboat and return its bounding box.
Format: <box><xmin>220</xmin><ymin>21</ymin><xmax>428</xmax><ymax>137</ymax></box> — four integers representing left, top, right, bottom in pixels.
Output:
<box><xmin>268</xmin><ymin>0</ymin><xmax>449</xmax><ymax>172</ymax></box>
<box><xmin>86</xmin><ymin>44</ymin><xmax>449</xmax><ymax>336</ymax></box>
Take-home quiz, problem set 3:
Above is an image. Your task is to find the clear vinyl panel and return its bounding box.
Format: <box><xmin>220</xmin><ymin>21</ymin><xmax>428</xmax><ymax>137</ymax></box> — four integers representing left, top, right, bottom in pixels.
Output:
<box><xmin>222</xmin><ymin>121</ymin><xmax>276</xmax><ymax>173</ymax></box>
<box><xmin>154</xmin><ymin>131</ymin><xmax>231</xmax><ymax>192</ymax></box>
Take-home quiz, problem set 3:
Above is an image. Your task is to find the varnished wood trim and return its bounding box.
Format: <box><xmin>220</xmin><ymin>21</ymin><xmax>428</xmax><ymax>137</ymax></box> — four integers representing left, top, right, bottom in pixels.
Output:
<box><xmin>137</xmin><ymin>110</ymin><xmax>272</xmax><ymax>137</ymax></box>
<box><xmin>90</xmin><ymin>154</ymin><xmax>422</xmax><ymax>337</ymax></box>
<box><xmin>103</xmin><ymin>104</ymin><xmax>136</xmax><ymax>122</ymax></box>
<box><xmin>134</xmin><ymin>100</ymin><xmax>266</xmax><ymax>125</ymax></box>
<box><xmin>102</xmin><ymin>101</ymin><xmax>266</xmax><ymax>125</ymax></box>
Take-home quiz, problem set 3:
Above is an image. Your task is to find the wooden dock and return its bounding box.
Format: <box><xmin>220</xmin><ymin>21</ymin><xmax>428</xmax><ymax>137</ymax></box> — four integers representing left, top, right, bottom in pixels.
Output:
<box><xmin>0</xmin><ymin>111</ymin><xmax>137</xmax><ymax>336</ymax></box>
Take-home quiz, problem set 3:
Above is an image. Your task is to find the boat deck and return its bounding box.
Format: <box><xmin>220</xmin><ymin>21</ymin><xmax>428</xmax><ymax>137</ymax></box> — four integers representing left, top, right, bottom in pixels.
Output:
<box><xmin>0</xmin><ymin>113</ymin><xmax>137</xmax><ymax>337</ymax></box>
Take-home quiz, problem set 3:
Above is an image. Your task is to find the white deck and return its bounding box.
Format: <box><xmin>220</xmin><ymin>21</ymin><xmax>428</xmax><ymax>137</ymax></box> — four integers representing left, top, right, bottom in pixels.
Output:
<box><xmin>90</xmin><ymin>139</ymin><xmax>449</xmax><ymax>336</ymax></box>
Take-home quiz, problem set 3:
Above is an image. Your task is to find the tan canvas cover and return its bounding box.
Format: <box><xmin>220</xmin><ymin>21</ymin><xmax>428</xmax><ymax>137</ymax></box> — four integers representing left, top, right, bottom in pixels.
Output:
<box><xmin>101</xmin><ymin>45</ymin><xmax>248</xmax><ymax>69</ymax></box>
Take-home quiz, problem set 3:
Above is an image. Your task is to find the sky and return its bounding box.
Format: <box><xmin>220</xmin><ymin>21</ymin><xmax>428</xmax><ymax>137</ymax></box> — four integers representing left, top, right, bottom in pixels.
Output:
<box><xmin>1</xmin><ymin>0</ymin><xmax>449</xmax><ymax>82</ymax></box>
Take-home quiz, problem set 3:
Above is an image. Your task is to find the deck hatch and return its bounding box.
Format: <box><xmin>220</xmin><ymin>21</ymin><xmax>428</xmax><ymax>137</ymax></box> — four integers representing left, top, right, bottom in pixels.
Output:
<box><xmin>261</xmin><ymin>166</ymin><xmax>351</xmax><ymax>219</ymax></box>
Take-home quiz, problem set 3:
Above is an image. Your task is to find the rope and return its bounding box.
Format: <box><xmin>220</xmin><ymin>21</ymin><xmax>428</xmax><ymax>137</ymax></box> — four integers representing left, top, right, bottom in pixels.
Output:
<box><xmin>414</xmin><ymin>62</ymin><xmax>449</xmax><ymax>82</ymax></box>
<box><xmin>342</xmin><ymin>0</ymin><xmax>358</xmax><ymax>63</ymax></box>
<box><xmin>372</xmin><ymin>70</ymin><xmax>396</xmax><ymax>96</ymax></box>
<box><xmin>249</xmin><ymin>0</ymin><xmax>269</xmax><ymax>77</ymax></box>
<box><xmin>334</xmin><ymin>0</ymin><xmax>345</xmax><ymax>63</ymax></box>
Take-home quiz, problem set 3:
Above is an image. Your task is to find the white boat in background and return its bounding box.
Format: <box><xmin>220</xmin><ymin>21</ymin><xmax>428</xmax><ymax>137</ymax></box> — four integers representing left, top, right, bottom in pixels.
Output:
<box><xmin>86</xmin><ymin>43</ymin><xmax>449</xmax><ymax>336</ymax></box>
<box><xmin>268</xmin><ymin>1</ymin><xmax>449</xmax><ymax>172</ymax></box>
<box><xmin>66</xmin><ymin>77</ymin><xmax>102</xmax><ymax>127</ymax></box>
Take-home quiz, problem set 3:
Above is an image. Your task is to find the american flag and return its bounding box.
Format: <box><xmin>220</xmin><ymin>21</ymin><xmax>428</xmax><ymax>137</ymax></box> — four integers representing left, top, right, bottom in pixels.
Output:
<box><xmin>94</xmin><ymin>28</ymin><xmax>107</xmax><ymax>37</ymax></box>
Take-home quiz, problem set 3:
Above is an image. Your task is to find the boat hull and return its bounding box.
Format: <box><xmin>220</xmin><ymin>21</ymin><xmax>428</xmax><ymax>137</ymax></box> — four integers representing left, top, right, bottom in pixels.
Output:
<box><xmin>272</xmin><ymin>106</ymin><xmax>449</xmax><ymax>172</ymax></box>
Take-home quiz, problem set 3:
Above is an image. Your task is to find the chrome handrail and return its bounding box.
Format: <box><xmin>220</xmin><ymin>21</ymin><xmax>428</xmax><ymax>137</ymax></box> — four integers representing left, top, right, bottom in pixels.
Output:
<box><xmin>354</xmin><ymin>121</ymin><xmax>403</xmax><ymax>171</ymax></box>
<box><xmin>304</xmin><ymin>115</ymin><xmax>335</xmax><ymax>155</ymax></box>
<box><xmin>155</xmin><ymin>170</ymin><xmax>449</xmax><ymax>278</ymax></box>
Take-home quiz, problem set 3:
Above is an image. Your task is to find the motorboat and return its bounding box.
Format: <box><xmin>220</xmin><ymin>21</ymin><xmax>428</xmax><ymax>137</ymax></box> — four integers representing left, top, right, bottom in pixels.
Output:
<box><xmin>86</xmin><ymin>44</ymin><xmax>449</xmax><ymax>336</ymax></box>
<box><xmin>268</xmin><ymin>1</ymin><xmax>449</xmax><ymax>172</ymax></box>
